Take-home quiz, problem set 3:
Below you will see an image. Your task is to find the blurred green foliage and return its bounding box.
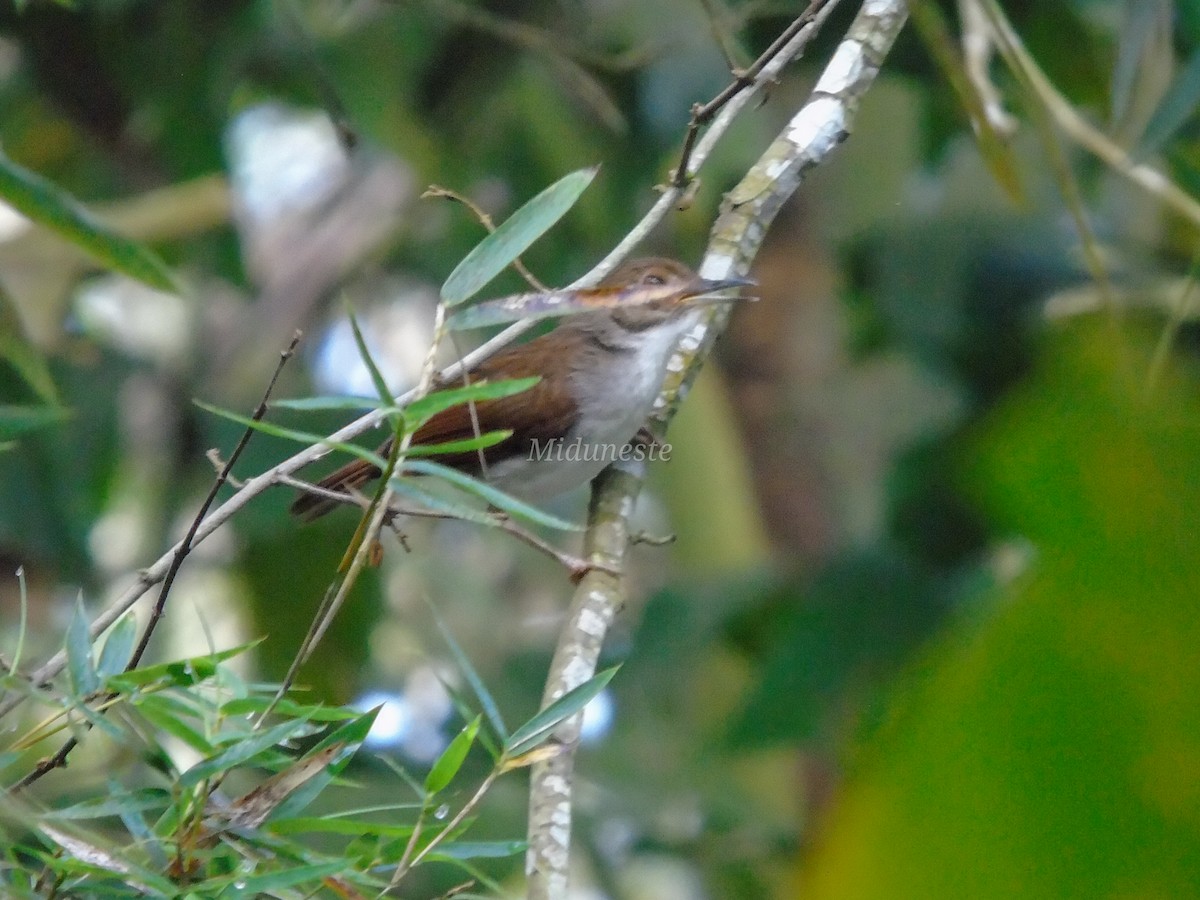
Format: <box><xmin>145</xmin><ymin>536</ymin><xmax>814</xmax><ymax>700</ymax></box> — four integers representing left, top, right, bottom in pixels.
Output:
<box><xmin>2</xmin><ymin>0</ymin><xmax>1200</xmax><ymax>897</ymax></box>
<box><xmin>801</xmin><ymin>324</ymin><xmax>1200</xmax><ymax>898</ymax></box>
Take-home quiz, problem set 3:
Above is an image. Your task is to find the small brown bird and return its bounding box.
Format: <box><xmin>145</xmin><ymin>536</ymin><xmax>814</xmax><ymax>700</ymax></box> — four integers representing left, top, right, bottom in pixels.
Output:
<box><xmin>291</xmin><ymin>257</ymin><xmax>752</xmax><ymax>519</ymax></box>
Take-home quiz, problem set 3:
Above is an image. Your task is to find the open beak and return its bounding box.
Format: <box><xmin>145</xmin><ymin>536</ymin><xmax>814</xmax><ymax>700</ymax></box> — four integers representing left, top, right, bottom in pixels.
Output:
<box><xmin>683</xmin><ymin>273</ymin><xmax>758</xmax><ymax>303</ymax></box>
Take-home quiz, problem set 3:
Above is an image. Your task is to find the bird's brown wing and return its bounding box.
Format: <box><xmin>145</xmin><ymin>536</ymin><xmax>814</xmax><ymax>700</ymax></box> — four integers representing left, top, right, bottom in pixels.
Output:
<box><xmin>290</xmin><ymin>331</ymin><xmax>580</xmax><ymax>520</ymax></box>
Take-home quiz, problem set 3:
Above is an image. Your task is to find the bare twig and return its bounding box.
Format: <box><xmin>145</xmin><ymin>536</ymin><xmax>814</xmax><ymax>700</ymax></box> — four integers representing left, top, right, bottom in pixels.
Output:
<box><xmin>11</xmin><ymin>334</ymin><xmax>302</xmax><ymax>790</ymax></box>
<box><xmin>423</xmin><ymin>185</ymin><xmax>549</xmax><ymax>291</ymax></box>
<box><xmin>671</xmin><ymin>0</ymin><xmax>840</xmax><ymax>188</ymax></box>
<box><xmin>978</xmin><ymin>0</ymin><xmax>1200</xmax><ymax>229</ymax></box>
<box><xmin>0</xmin><ymin>0</ymin><xmax>830</xmax><ymax>727</ymax></box>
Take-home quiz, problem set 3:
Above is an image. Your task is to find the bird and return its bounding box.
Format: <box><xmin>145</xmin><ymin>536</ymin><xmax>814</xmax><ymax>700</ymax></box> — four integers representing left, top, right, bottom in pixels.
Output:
<box><xmin>290</xmin><ymin>257</ymin><xmax>753</xmax><ymax>520</ymax></box>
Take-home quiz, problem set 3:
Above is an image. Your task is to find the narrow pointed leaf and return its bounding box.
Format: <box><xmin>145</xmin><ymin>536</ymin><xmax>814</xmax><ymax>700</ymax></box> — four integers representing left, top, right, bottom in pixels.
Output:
<box><xmin>400</xmin><ymin>459</ymin><xmax>583</xmax><ymax>532</ymax></box>
<box><xmin>441</xmin><ymin>166</ymin><xmax>598</xmax><ymax>305</ymax></box>
<box><xmin>505</xmin><ymin>666</ymin><xmax>617</xmax><ymax>757</ymax></box>
<box><xmin>268</xmin><ymin>707</ymin><xmax>380</xmax><ymax>821</ymax></box>
<box><xmin>1111</xmin><ymin>0</ymin><xmax>1171</xmax><ymax>124</ymax></box>
<box><xmin>271</xmin><ymin>395</ymin><xmax>390</xmax><ymax>412</ymax></box>
<box><xmin>106</xmin><ymin>640</ymin><xmax>262</xmax><ymax>691</ymax></box>
<box><xmin>346</xmin><ymin>307</ymin><xmax>396</xmax><ymax>407</ymax></box>
<box><xmin>65</xmin><ymin>598</ymin><xmax>99</xmax><ymax>696</ymax></box>
<box><xmin>0</xmin><ymin>285</ymin><xmax>58</xmax><ymax>403</ymax></box>
<box><xmin>426</xmin><ymin>597</ymin><xmax>508</xmax><ymax>740</ymax></box>
<box><xmin>95</xmin><ymin>614</ymin><xmax>137</xmax><ymax>680</ymax></box>
<box><xmin>1138</xmin><ymin>48</ymin><xmax>1200</xmax><ymax>155</ymax></box>
<box><xmin>425</xmin><ymin>715</ymin><xmax>481</xmax><ymax>794</ymax></box>
<box><xmin>406</xmin><ymin>429</ymin><xmax>511</xmax><ymax>457</ymax></box>
<box><xmin>391</xmin><ymin>478</ymin><xmax>504</xmax><ymax>527</ymax></box>
<box><xmin>403</xmin><ymin>376</ymin><xmax>540</xmax><ymax>431</ymax></box>
<box><xmin>0</xmin><ymin>152</ymin><xmax>176</xmax><ymax>292</ymax></box>
<box><xmin>0</xmin><ymin>404</ymin><xmax>68</xmax><ymax>442</ymax></box>
<box><xmin>178</xmin><ymin>716</ymin><xmax>317</xmax><ymax>787</ymax></box>
<box><xmin>194</xmin><ymin>400</ymin><xmax>389</xmax><ymax>470</ymax></box>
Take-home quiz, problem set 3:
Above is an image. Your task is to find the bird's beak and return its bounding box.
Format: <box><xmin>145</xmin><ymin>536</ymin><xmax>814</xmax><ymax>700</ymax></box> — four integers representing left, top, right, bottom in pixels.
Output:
<box><xmin>683</xmin><ymin>273</ymin><xmax>758</xmax><ymax>303</ymax></box>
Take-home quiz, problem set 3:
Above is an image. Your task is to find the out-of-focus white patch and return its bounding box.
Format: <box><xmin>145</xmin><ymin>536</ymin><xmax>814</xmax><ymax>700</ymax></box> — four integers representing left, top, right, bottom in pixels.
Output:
<box><xmin>75</xmin><ymin>276</ymin><xmax>191</xmax><ymax>367</ymax></box>
<box><xmin>226</xmin><ymin>104</ymin><xmax>349</xmax><ymax>228</ymax></box>
<box><xmin>0</xmin><ymin>200</ymin><xmax>29</xmax><ymax>242</ymax></box>
<box><xmin>354</xmin><ymin>690</ymin><xmax>412</xmax><ymax>750</ymax></box>
<box><xmin>579</xmin><ymin>689</ymin><xmax>614</xmax><ymax>745</ymax></box>
<box><xmin>311</xmin><ymin>280</ymin><xmax>439</xmax><ymax>397</ymax></box>
<box><xmin>353</xmin><ymin>664</ymin><xmax>454</xmax><ymax>761</ymax></box>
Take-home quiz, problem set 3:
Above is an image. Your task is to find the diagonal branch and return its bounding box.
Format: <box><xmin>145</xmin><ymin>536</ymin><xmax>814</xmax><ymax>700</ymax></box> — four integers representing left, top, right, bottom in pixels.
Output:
<box><xmin>0</xmin><ymin>0</ymin><xmax>805</xmax><ymax>727</ymax></box>
<box><xmin>524</xmin><ymin>1</ymin><xmax>910</xmax><ymax>897</ymax></box>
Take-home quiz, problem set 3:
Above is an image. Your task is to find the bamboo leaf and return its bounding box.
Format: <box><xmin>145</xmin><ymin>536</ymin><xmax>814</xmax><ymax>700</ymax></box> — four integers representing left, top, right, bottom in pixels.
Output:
<box><xmin>504</xmin><ymin>666</ymin><xmax>617</xmax><ymax>758</ymax></box>
<box><xmin>1138</xmin><ymin>48</ymin><xmax>1200</xmax><ymax>155</ymax></box>
<box><xmin>178</xmin><ymin>716</ymin><xmax>317</xmax><ymax>788</ymax></box>
<box><xmin>403</xmin><ymin>377</ymin><xmax>540</xmax><ymax>431</ymax></box>
<box><xmin>0</xmin><ymin>151</ymin><xmax>176</xmax><ymax>292</ymax></box>
<box><xmin>194</xmin><ymin>400</ymin><xmax>389</xmax><ymax>470</ymax></box>
<box><xmin>441</xmin><ymin>166</ymin><xmax>598</xmax><ymax>306</ymax></box>
<box><xmin>0</xmin><ymin>404</ymin><xmax>68</xmax><ymax>443</ymax></box>
<box><xmin>65</xmin><ymin>597</ymin><xmax>99</xmax><ymax>697</ymax></box>
<box><xmin>400</xmin><ymin>459</ymin><xmax>583</xmax><ymax>532</ymax></box>
<box><xmin>406</xmin><ymin>429</ymin><xmax>512</xmax><ymax>457</ymax></box>
<box><xmin>425</xmin><ymin>715</ymin><xmax>481</xmax><ymax>794</ymax></box>
<box><xmin>95</xmin><ymin>614</ymin><xmax>137</xmax><ymax>680</ymax></box>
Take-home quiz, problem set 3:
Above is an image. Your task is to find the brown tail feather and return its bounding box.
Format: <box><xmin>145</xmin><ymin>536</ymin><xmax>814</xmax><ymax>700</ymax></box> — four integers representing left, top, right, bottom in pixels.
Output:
<box><xmin>290</xmin><ymin>457</ymin><xmax>381</xmax><ymax>520</ymax></box>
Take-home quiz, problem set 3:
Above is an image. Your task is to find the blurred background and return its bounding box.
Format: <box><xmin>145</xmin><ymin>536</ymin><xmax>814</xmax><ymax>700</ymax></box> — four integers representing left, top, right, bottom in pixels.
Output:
<box><xmin>2</xmin><ymin>0</ymin><xmax>1199</xmax><ymax>897</ymax></box>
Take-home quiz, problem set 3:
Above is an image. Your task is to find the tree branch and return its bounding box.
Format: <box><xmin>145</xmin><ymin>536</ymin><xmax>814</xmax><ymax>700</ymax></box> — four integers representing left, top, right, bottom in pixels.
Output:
<box><xmin>524</xmin><ymin>1</ymin><xmax>910</xmax><ymax>896</ymax></box>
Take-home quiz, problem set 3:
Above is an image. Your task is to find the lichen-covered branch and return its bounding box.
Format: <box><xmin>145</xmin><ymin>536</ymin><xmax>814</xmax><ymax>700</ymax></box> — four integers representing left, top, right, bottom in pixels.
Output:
<box><xmin>524</xmin><ymin>1</ymin><xmax>910</xmax><ymax>897</ymax></box>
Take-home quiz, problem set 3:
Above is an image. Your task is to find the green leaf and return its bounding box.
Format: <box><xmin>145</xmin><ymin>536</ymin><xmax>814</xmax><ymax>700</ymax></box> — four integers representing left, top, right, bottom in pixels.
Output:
<box><xmin>1138</xmin><ymin>47</ymin><xmax>1200</xmax><ymax>154</ymax></box>
<box><xmin>178</xmin><ymin>716</ymin><xmax>317</xmax><ymax>788</ymax></box>
<box><xmin>425</xmin><ymin>715</ymin><xmax>481</xmax><ymax>794</ymax></box>
<box><xmin>194</xmin><ymin>400</ymin><xmax>389</xmax><ymax>470</ymax></box>
<box><xmin>46</xmin><ymin>789</ymin><xmax>169</xmax><ymax>821</ymax></box>
<box><xmin>800</xmin><ymin>326</ymin><xmax>1200</xmax><ymax>900</ymax></box>
<box><xmin>106</xmin><ymin>640</ymin><xmax>261</xmax><ymax>691</ymax></box>
<box><xmin>504</xmin><ymin>666</ymin><xmax>618</xmax><ymax>757</ymax></box>
<box><xmin>219</xmin><ymin>696</ymin><xmax>360</xmax><ymax>722</ymax></box>
<box><xmin>400</xmin><ymin>459</ymin><xmax>583</xmax><ymax>532</ymax></box>
<box><xmin>346</xmin><ymin>306</ymin><xmax>396</xmax><ymax>408</ymax></box>
<box><xmin>391</xmin><ymin>478</ymin><xmax>506</xmax><ymax>528</ymax></box>
<box><xmin>1111</xmin><ymin>0</ymin><xmax>1170</xmax><ymax>124</ymax></box>
<box><xmin>0</xmin><ymin>404</ymin><xmax>68</xmax><ymax>442</ymax></box>
<box><xmin>135</xmin><ymin>694</ymin><xmax>213</xmax><ymax>755</ymax></box>
<box><xmin>441</xmin><ymin>166</ymin><xmax>598</xmax><ymax>305</ymax></box>
<box><xmin>0</xmin><ymin>285</ymin><xmax>58</xmax><ymax>404</ymax></box>
<box><xmin>95</xmin><ymin>614</ymin><xmax>137</xmax><ymax>680</ymax></box>
<box><xmin>267</xmin><ymin>816</ymin><xmax>417</xmax><ymax>837</ymax></box>
<box><xmin>268</xmin><ymin>707</ymin><xmax>380</xmax><ymax>821</ymax></box>
<box><xmin>403</xmin><ymin>376</ymin><xmax>540</xmax><ymax>432</ymax></box>
<box><xmin>65</xmin><ymin>597</ymin><xmax>98</xmax><ymax>696</ymax></box>
<box><xmin>429</xmin><ymin>839</ymin><xmax>526</xmax><ymax>860</ymax></box>
<box><xmin>406</xmin><ymin>429</ymin><xmax>512</xmax><ymax>457</ymax></box>
<box><xmin>427</xmin><ymin>598</ymin><xmax>508</xmax><ymax>741</ymax></box>
<box><xmin>209</xmin><ymin>860</ymin><xmax>347</xmax><ymax>894</ymax></box>
<box><xmin>0</xmin><ymin>151</ymin><xmax>176</xmax><ymax>293</ymax></box>
<box><xmin>271</xmin><ymin>395</ymin><xmax>386</xmax><ymax>412</ymax></box>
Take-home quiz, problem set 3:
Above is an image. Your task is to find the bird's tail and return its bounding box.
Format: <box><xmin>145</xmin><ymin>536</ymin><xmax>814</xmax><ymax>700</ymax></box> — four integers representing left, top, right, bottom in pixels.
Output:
<box><xmin>290</xmin><ymin>456</ymin><xmax>381</xmax><ymax>520</ymax></box>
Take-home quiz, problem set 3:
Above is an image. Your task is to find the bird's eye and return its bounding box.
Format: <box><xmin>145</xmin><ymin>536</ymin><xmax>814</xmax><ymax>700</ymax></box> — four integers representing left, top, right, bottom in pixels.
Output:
<box><xmin>643</xmin><ymin>272</ymin><xmax>666</xmax><ymax>285</ymax></box>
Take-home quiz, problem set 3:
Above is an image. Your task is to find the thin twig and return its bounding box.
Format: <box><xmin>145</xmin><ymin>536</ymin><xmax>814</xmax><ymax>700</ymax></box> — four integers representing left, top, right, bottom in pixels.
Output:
<box><xmin>0</xmin><ymin>0</ymin><xmax>820</xmax><ymax>726</ymax></box>
<box><xmin>423</xmin><ymin>185</ymin><xmax>549</xmax><ymax>290</ymax></box>
<box><xmin>131</xmin><ymin>332</ymin><xmax>303</xmax><ymax>671</ymax></box>
<box><xmin>979</xmin><ymin>0</ymin><xmax>1200</xmax><ymax>229</ymax></box>
<box><xmin>672</xmin><ymin>0</ymin><xmax>838</xmax><ymax>187</ymax></box>
<box><xmin>10</xmin><ymin>334</ymin><xmax>303</xmax><ymax>791</ymax></box>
